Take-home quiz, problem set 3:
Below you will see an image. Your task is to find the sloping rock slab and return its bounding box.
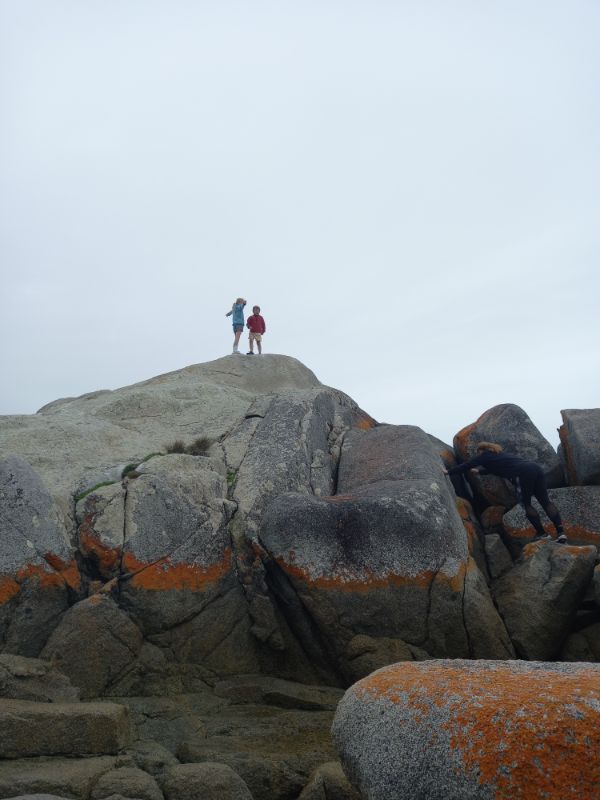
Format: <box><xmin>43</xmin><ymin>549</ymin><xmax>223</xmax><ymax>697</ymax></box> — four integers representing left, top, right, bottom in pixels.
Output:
<box><xmin>337</xmin><ymin>424</ymin><xmax>447</xmax><ymax>491</ymax></box>
<box><xmin>492</xmin><ymin>541</ymin><xmax>596</xmax><ymax>660</ymax></box>
<box><xmin>332</xmin><ymin>660</ymin><xmax>600</xmax><ymax>800</ymax></box>
<box><xmin>213</xmin><ymin>675</ymin><xmax>343</xmax><ymax>710</ymax></box>
<box><xmin>0</xmin><ymin>756</ymin><xmax>118</xmax><ymax>798</ymax></box>
<box><xmin>0</xmin><ymin>699</ymin><xmax>130</xmax><ymax>758</ymax></box>
<box><xmin>453</xmin><ymin>404</ymin><xmax>564</xmax><ymax>506</ymax></box>
<box><xmin>503</xmin><ymin>486</ymin><xmax>600</xmax><ymax>546</ymax></box>
<box><xmin>559</xmin><ymin>408</ymin><xmax>600</xmax><ymax>485</ymax></box>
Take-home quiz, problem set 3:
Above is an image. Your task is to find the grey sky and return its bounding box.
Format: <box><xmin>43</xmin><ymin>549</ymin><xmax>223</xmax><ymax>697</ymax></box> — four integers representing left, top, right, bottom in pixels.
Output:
<box><xmin>1</xmin><ymin>1</ymin><xmax>599</xmax><ymax>448</ymax></box>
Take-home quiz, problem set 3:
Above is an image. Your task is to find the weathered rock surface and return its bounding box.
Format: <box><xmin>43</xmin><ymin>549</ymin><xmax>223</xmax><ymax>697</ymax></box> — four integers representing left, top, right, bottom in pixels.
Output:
<box><xmin>453</xmin><ymin>403</ymin><xmax>564</xmax><ymax>507</ymax></box>
<box><xmin>0</xmin><ymin>698</ymin><xmax>130</xmax><ymax>758</ymax></box>
<box><xmin>503</xmin><ymin>486</ymin><xmax>600</xmax><ymax>546</ymax></box>
<box><xmin>260</xmin><ymin>424</ymin><xmax>513</xmax><ymax>678</ymax></box>
<box><xmin>483</xmin><ymin>534</ymin><xmax>513</xmax><ymax>580</ymax></box>
<box><xmin>40</xmin><ymin>594</ymin><xmax>144</xmax><ymax>698</ymax></box>
<box><xmin>0</xmin><ymin>756</ymin><xmax>120</xmax><ymax>799</ymax></box>
<box><xmin>89</xmin><ymin>766</ymin><xmax>163</xmax><ymax>800</ymax></box>
<box><xmin>298</xmin><ymin>761</ymin><xmax>361</xmax><ymax>800</ymax></box>
<box><xmin>561</xmin><ymin>622</ymin><xmax>600</xmax><ymax>662</ymax></box>
<box><xmin>492</xmin><ymin>540</ymin><xmax>597</xmax><ymax>659</ymax></box>
<box><xmin>162</xmin><ymin>762</ymin><xmax>253</xmax><ymax>800</ymax></box>
<box><xmin>1</xmin><ymin>355</ymin><xmax>323</xmax><ymax>504</ymax></box>
<box><xmin>3</xmin><ymin>795</ymin><xmax>73</xmax><ymax>800</ymax></box>
<box><xmin>0</xmin><ymin>654</ymin><xmax>79</xmax><ymax>702</ymax></box>
<box><xmin>559</xmin><ymin>408</ymin><xmax>600</xmax><ymax>485</ymax></box>
<box><xmin>0</xmin><ymin>456</ymin><xmax>80</xmax><ymax>657</ymax></box>
<box><xmin>332</xmin><ymin>660</ymin><xmax>600</xmax><ymax>800</ymax></box>
<box><xmin>2</xmin><ymin>356</ymin><xmax>600</xmax><ymax>788</ymax></box>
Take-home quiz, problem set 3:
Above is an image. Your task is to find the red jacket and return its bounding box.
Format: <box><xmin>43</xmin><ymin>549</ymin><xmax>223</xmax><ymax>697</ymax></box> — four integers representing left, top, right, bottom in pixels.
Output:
<box><xmin>246</xmin><ymin>314</ymin><xmax>266</xmax><ymax>334</ymax></box>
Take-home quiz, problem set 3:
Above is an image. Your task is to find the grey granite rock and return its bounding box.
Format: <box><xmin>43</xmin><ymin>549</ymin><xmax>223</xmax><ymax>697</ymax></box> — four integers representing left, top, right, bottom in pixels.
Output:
<box><xmin>332</xmin><ymin>660</ymin><xmax>600</xmax><ymax>800</ymax></box>
<box><xmin>41</xmin><ymin>594</ymin><xmax>144</xmax><ymax>698</ymax></box>
<box><xmin>162</xmin><ymin>762</ymin><xmax>253</xmax><ymax>800</ymax></box>
<box><xmin>0</xmin><ymin>699</ymin><xmax>130</xmax><ymax>758</ymax></box>
<box><xmin>492</xmin><ymin>540</ymin><xmax>597</xmax><ymax>659</ymax></box>
<box><xmin>559</xmin><ymin>408</ymin><xmax>600</xmax><ymax>485</ymax></box>
<box><xmin>0</xmin><ymin>654</ymin><xmax>79</xmax><ymax>702</ymax></box>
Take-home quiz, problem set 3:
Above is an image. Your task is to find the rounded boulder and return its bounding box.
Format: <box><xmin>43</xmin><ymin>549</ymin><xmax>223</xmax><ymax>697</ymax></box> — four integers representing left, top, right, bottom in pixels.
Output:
<box><xmin>332</xmin><ymin>659</ymin><xmax>600</xmax><ymax>800</ymax></box>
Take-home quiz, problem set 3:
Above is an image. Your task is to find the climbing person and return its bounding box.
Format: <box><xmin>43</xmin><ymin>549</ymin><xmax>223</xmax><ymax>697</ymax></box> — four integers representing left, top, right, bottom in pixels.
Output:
<box><xmin>246</xmin><ymin>305</ymin><xmax>266</xmax><ymax>354</ymax></box>
<box><xmin>443</xmin><ymin>441</ymin><xmax>567</xmax><ymax>543</ymax></box>
<box><xmin>225</xmin><ymin>297</ymin><xmax>246</xmax><ymax>354</ymax></box>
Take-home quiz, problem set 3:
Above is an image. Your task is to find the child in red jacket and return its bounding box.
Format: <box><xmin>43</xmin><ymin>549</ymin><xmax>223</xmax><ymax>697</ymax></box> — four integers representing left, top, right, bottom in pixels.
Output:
<box><xmin>246</xmin><ymin>305</ymin><xmax>266</xmax><ymax>354</ymax></box>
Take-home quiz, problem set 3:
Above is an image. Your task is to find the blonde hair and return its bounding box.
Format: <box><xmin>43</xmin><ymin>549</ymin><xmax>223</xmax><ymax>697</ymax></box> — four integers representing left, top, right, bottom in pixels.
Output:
<box><xmin>476</xmin><ymin>441</ymin><xmax>503</xmax><ymax>454</ymax></box>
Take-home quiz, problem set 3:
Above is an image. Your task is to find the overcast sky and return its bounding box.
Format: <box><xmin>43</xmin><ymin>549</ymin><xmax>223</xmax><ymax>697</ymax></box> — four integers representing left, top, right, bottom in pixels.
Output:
<box><xmin>1</xmin><ymin>1</ymin><xmax>598</xmax><ymax>448</ymax></box>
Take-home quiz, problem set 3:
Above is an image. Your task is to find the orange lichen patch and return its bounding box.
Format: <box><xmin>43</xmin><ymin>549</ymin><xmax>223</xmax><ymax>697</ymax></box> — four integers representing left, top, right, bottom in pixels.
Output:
<box><xmin>42</xmin><ymin>554</ymin><xmax>81</xmax><ymax>591</ymax></box>
<box><xmin>357</xmin><ymin>662</ymin><xmax>600</xmax><ymax>798</ymax></box>
<box><xmin>438</xmin><ymin>448</ymin><xmax>457</xmax><ymax>468</ymax></box>
<box><xmin>0</xmin><ymin>576</ymin><xmax>20</xmax><ymax>605</ymax></box>
<box><xmin>79</xmin><ymin>531</ymin><xmax>121</xmax><ymax>576</ymax></box>
<box><xmin>561</xmin><ymin>524</ymin><xmax>600</xmax><ymax>545</ymax></box>
<box><xmin>455</xmin><ymin>497</ymin><xmax>474</xmax><ymax>521</ymax></box>
<box><xmin>506</xmin><ymin>521</ymin><xmax>600</xmax><ymax>546</ymax></box>
<box><xmin>354</xmin><ymin>412</ymin><xmax>377</xmax><ymax>430</ymax></box>
<box><xmin>122</xmin><ymin>547</ymin><xmax>232</xmax><ymax>591</ymax></box>
<box><xmin>276</xmin><ymin>556</ymin><xmax>468</xmax><ymax>594</ymax></box>
<box><xmin>323</xmin><ymin>495</ymin><xmax>358</xmax><ymax>503</ymax></box>
<box><xmin>16</xmin><ymin>563</ymin><xmax>65</xmax><ymax>589</ymax></box>
<box><xmin>453</xmin><ymin>420</ymin><xmax>478</xmax><ymax>458</ymax></box>
<box><xmin>480</xmin><ymin>506</ymin><xmax>505</xmax><ymax>531</ymax></box>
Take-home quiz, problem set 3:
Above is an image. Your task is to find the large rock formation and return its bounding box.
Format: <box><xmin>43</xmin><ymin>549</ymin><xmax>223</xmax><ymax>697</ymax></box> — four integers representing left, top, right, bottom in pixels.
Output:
<box><xmin>1</xmin><ymin>355</ymin><xmax>600</xmax><ymax>797</ymax></box>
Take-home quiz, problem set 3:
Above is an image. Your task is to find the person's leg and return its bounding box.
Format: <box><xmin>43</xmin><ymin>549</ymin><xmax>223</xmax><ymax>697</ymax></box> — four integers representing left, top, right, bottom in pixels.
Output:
<box><xmin>532</xmin><ymin>470</ymin><xmax>566</xmax><ymax>540</ymax></box>
<box><xmin>256</xmin><ymin>333</ymin><xmax>262</xmax><ymax>354</ymax></box>
<box><xmin>520</xmin><ymin>470</ymin><xmax>549</xmax><ymax>539</ymax></box>
<box><xmin>247</xmin><ymin>332</ymin><xmax>254</xmax><ymax>354</ymax></box>
<box><xmin>233</xmin><ymin>326</ymin><xmax>242</xmax><ymax>352</ymax></box>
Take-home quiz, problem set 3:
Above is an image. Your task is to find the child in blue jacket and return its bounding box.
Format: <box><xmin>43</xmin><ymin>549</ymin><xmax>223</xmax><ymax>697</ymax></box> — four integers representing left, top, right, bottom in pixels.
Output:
<box><xmin>225</xmin><ymin>298</ymin><xmax>246</xmax><ymax>354</ymax></box>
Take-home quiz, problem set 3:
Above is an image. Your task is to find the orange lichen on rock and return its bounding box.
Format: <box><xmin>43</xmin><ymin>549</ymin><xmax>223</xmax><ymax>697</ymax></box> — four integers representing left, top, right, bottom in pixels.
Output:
<box><xmin>276</xmin><ymin>556</ymin><xmax>468</xmax><ymax>594</ymax></box>
<box><xmin>356</xmin><ymin>662</ymin><xmax>600</xmax><ymax>798</ymax></box>
<box><xmin>0</xmin><ymin>555</ymin><xmax>80</xmax><ymax>604</ymax></box>
<box><xmin>0</xmin><ymin>576</ymin><xmax>20</xmax><ymax>605</ymax></box>
<box><xmin>354</xmin><ymin>412</ymin><xmax>377</xmax><ymax>430</ymax></box>
<box><xmin>453</xmin><ymin>420</ymin><xmax>479</xmax><ymax>456</ymax></box>
<box><xmin>42</xmin><ymin>554</ymin><xmax>81</xmax><ymax>591</ymax></box>
<box><xmin>78</xmin><ymin>530</ymin><xmax>121</xmax><ymax>576</ymax></box>
<box><xmin>122</xmin><ymin>547</ymin><xmax>232</xmax><ymax>591</ymax></box>
<box><xmin>506</xmin><ymin>520</ymin><xmax>600</xmax><ymax>546</ymax></box>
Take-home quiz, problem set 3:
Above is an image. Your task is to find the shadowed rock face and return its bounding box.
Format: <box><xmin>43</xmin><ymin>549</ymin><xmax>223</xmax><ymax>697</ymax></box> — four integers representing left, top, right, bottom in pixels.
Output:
<box><xmin>559</xmin><ymin>408</ymin><xmax>600</xmax><ymax>485</ymax></box>
<box><xmin>332</xmin><ymin>660</ymin><xmax>600</xmax><ymax>800</ymax></box>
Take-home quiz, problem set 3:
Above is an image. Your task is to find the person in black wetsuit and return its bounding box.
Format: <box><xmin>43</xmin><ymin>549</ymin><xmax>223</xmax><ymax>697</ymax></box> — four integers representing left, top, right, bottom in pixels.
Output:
<box><xmin>444</xmin><ymin>441</ymin><xmax>567</xmax><ymax>543</ymax></box>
